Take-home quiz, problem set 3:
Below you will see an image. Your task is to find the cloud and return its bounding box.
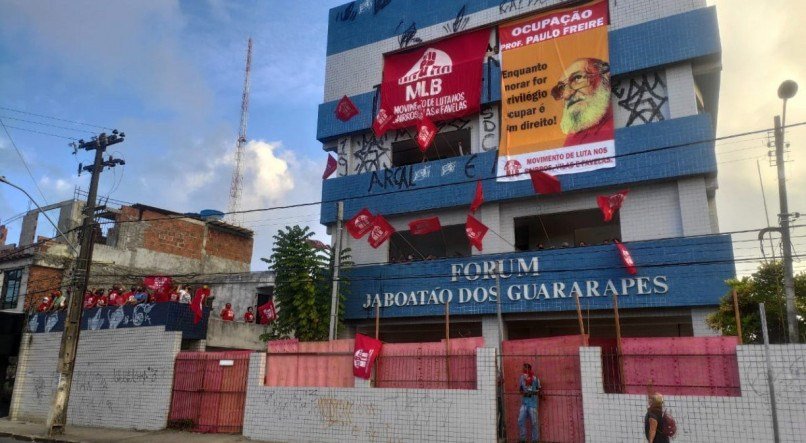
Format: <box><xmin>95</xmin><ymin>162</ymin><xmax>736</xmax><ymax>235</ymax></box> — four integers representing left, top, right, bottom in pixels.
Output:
<box><xmin>238</xmin><ymin>140</ymin><xmax>296</xmax><ymax>210</ymax></box>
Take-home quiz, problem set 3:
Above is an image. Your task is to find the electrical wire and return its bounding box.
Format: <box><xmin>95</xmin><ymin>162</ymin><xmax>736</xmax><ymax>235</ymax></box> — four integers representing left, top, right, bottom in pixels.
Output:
<box><xmin>0</xmin><ymin>118</ymin><xmax>52</xmax><ymax>207</ymax></box>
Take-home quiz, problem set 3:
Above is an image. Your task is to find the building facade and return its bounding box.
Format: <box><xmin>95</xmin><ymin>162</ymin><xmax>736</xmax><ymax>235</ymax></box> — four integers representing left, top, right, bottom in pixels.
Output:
<box><xmin>319</xmin><ymin>0</ymin><xmax>728</xmax><ymax>344</ymax></box>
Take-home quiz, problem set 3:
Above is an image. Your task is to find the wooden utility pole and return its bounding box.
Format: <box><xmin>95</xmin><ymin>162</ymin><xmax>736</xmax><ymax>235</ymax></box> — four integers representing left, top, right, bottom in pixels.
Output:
<box><xmin>732</xmin><ymin>289</ymin><xmax>743</xmax><ymax>344</ymax></box>
<box><xmin>572</xmin><ymin>289</ymin><xmax>588</xmax><ymax>346</ymax></box>
<box><xmin>445</xmin><ymin>300</ymin><xmax>451</xmax><ymax>387</ymax></box>
<box><xmin>47</xmin><ymin>131</ymin><xmax>126</xmax><ymax>435</ymax></box>
<box><xmin>328</xmin><ymin>201</ymin><xmax>344</xmax><ymax>340</ymax></box>
<box><xmin>612</xmin><ymin>292</ymin><xmax>625</xmax><ymax>391</ymax></box>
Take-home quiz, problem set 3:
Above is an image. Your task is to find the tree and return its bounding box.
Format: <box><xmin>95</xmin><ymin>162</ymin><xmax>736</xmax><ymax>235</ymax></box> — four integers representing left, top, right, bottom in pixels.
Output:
<box><xmin>261</xmin><ymin>225</ymin><xmax>351</xmax><ymax>342</ymax></box>
<box><xmin>707</xmin><ymin>261</ymin><xmax>806</xmax><ymax>344</ymax></box>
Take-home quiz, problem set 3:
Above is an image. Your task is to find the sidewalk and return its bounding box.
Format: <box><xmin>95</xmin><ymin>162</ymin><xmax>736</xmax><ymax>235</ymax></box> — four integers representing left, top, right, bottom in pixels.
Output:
<box><xmin>0</xmin><ymin>419</ymin><xmax>256</xmax><ymax>442</ymax></box>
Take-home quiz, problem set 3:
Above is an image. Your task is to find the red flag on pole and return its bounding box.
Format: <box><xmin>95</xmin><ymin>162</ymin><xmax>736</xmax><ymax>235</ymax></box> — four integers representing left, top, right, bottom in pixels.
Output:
<box><xmin>258</xmin><ymin>300</ymin><xmax>277</xmax><ymax>324</ymax></box>
<box><xmin>368</xmin><ymin>215</ymin><xmax>395</xmax><ymax>248</ymax></box>
<box><xmin>190</xmin><ymin>287</ymin><xmax>209</xmax><ymax>324</ymax></box>
<box><xmin>596</xmin><ymin>190</ymin><xmax>629</xmax><ymax>222</ymax></box>
<box><xmin>470</xmin><ymin>180</ymin><xmax>484</xmax><ymax>213</ymax></box>
<box><xmin>353</xmin><ymin>333</ymin><xmax>382</xmax><ymax>379</ymax></box>
<box><xmin>372</xmin><ymin>107</ymin><xmax>393</xmax><ymax>137</ymax></box>
<box><xmin>409</xmin><ymin>216</ymin><xmax>441</xmax><ymax>235</ymax></box>
<box><xmin>465</xmin><ymin>214</ymin><xmax>489</xmax><ymax>251</ymax></box>
<box><xmin>144</xmin><ymin>276</ymin><xmax>172</xmax><ymax>303</ymax></box>
<box><xmin>334</xmin><ymin>95</ymin><xmax>359</xmax><ymax>122</ymax></box>
<box><xmin>529</xmin><ymin>169</ymin><xmax>561</xmax><ymax>194</ymax></box>
<box><xmin>345</xmin><ymin>208</ymin><xmax>375</xmax><ymax>239</ymax></box>
<box><xmin>415</xmin><ymin>117</ymin><xmax>437</xmax><ymax>153</ymax></box>
<box><xmin>323</xmin><ymin>154</ymin><xmax>338</xmax><ymax>179</ymax></box>
<box><xmin>614</xmin><ymin>241</ymin><xmax>638</xmax><ymax>275</ymax></box>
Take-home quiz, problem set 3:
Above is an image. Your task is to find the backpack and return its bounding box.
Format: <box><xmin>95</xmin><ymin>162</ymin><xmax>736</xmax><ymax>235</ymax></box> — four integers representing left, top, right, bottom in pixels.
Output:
<box><xmin>661</xmin><ymin>410</ymin><xmax>677</xmax><ymax>438</ymax></box>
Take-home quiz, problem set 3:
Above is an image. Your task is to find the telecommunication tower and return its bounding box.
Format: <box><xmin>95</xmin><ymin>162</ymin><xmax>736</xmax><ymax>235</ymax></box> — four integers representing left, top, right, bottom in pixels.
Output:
<box><xmin>226</xmin><ymin>37</ymin><xmax>253</xmax><ymax>224</ymax></box>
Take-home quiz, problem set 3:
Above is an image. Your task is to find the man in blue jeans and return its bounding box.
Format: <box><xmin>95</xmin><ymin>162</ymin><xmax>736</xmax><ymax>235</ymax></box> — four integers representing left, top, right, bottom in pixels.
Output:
<box><xmin>518</xmin><ymin>362</ymin><xmax>540</xmax><ymax>443</ymax></box>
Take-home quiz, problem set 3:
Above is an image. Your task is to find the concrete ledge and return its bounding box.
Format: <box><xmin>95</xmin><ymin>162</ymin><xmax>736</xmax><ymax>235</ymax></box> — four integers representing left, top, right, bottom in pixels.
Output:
<box><xmin>205</xmin><ymin>318</ymin><xmax>267</xmax><ymax>351</ymax></box>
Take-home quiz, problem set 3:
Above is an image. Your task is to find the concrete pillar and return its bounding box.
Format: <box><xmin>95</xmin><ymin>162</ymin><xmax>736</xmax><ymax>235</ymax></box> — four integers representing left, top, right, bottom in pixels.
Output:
<box><xmin>691</xmin><ymin>307</ymin><xmax>719</xmax><ymax>337</ymax></box>
<box><xmin>678</xmin><ymin>177</ymin><xmax>713</xmax><ymax>236</ymax></box>
<box><xmin>666</xmin><ymin>63</ymin><xmax>698</xmax><ymax>119</ymax></box>
<box><xmin>19</xmin><ymin>211</ymin><xmax>38</xmax><ymax>246</ymax></box>
<box><xmin>476</xmin><ymin>203</ymin><xmax>510</xmax><ymax>255</ymax></box>
<box><xmin>482</xmin><ymin>315</ymin><xmax>506</xmax><ymax>352</ymax></box>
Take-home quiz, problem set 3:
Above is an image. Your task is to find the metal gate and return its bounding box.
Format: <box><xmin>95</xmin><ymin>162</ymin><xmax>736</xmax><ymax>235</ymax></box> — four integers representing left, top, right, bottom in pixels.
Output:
<box><xmin>502</xmin><ymin>335</ymin><xmax>587</xmax><ymax>443</ymax></box>
<box><xmin>168</xmin><ymin>351</ymin><xmax>250</xmax><ymax>434</ymax></box>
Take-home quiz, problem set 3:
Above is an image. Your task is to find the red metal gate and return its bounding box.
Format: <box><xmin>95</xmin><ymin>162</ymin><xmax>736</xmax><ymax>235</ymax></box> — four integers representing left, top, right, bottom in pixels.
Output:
<box><xmin>502</xmin><ymin>335</ymin><xmax>587</xmax><ymax>443</ymax></box>
<box><xmin>168</xmin><ymin>351</ymin><xmax>250</xmax><ymax>433</ymax></box>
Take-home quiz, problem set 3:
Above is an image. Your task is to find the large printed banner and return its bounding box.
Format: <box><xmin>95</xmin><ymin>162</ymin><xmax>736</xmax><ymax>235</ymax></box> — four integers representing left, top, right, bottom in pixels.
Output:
<box><xmin>380</xmin><ymin>28</ymin><xmax>490</xmax><ymax>129</ymax></box>
<box><xmin>497</xmin><ymin>0</ymin><xmax>614</xmax><ymax>181</ymax></box>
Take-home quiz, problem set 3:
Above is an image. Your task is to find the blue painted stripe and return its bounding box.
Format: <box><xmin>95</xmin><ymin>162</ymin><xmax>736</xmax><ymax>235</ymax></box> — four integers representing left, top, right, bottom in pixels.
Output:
<box><xmin>318</xmin><ymin>7</ymin><xmax>721</xmax><ymax>142</ymax></box>
<box><xmin>320</xmin><ymin>114</ymin><xmax>716</xmax><ymax>224</ymax></box>
<box><xmin>343</xmin><ymin>234</ymin><xmax>735</xmax><ymax>320</ymax></box>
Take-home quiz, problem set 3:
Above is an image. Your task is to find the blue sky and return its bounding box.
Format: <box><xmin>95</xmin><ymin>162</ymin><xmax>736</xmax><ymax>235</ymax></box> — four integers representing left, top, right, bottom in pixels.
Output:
<box><xmin>1</xmin><ymin>0</ymin><xmax>805</xmax><ymax>275</ymax></box>
<box><xmin>0</xmin><ymin>0</ymin><xmax>345</xmax><ymax>267</ymax></box>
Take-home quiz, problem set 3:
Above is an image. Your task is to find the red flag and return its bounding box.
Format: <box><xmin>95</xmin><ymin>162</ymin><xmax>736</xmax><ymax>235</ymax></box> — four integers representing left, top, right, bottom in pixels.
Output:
<box><xmin>323</xmin><ymin>154</ymin><xmax>338</xmax><ymax>179</ymax></box>
<box><xmin>465</xmin><ymin>214</ymin><xmax>489</xmax><ymax>251</ymax></box>
<box><xmin>408</xmin><ymin>216</ymin><xmax>441</xmax><ymax>235</ymax></box>
<box><xmin>596</xmin><ymin>190</ymin><xmax>629</xmax><ymax>222</ymax></box>
<box><xmin>368</xmin><ymin>215</ymin><xmax>395</xmax><ymax>248</ymax></box>
<box><xmin>470</xmin><ymin>180</ymin><xmax>484</xmax><ymax>213</ymax></box>
<box><xmin>345</xmin><ymin>208</ymin><xmax>375</xmax><ymax>239</ymax></box>
<box><xmin>144</xmin><ymin>276</ymin><xmax>172</xmax><ymax>303</ymax></box>
<box><xmin>415</xmin><ymin>117</ymin><xmax>437</xmax><ymax>153</ymax></box>
<box><xmin>615</xmin><ymin>241</ymin><xmax>638</xmax><ymax>275</ymax></box>
<box><xmin>190</xmin><ymin>291</ymin><xmax>204</xmax><ymax>324</ymax></box>
<box><xmin>258</xmin><ymin>300</ymin><xmax>277</xmax><ymax>324</ymax></box>
<box><xmin>529</xmin><ymin>169</ymin><xmax>561</xmax><ymax>194</ymax></box>
<box><xmin>372</xmin><ymin>107</ymin><xmax>393</xmax><ymax>137</ymax></box>
<box><xmin>334</xmin><ymin>95</ymin><xmax>359</xmax><ymax>122</ymax></box>
<box><xmin>353</xmin><ymin>333</ymin><xmax>382</xmax><ymax>379</ymax></box>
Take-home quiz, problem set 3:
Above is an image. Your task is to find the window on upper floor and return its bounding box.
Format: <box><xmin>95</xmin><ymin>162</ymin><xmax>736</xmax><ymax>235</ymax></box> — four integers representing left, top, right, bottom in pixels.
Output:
<box><xmin>389</xmin><ymin>224</ymin><xmax>471</xmax><ymax>263</ymax></box>
<box><xmin>391</xmin><ymin>128</ymin><xmax>471</xmax><ymax>168</ymax></box>
<box><xmin>1</xmin><ymin>268</ymin><xmax>23</xmax><ymax>310</ymax></box>
<box><xmin>514</xmin><ymin>209</ymin><xmax>621</xmax><ymax>251</ymax></box>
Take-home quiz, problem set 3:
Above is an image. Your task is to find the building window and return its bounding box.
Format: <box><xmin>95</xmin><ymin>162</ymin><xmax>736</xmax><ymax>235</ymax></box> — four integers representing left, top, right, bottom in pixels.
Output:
<box><xmin>1</xmin><ymin>268</ymin><xmax>23</xmax><ymax>310</ymax></box>
<box><xmin>389</xmin><ymin>224</ymin><xmax>471</xmax><ymax>262</ymax></box>
<box><xmin>514</xmin><ymin>209</ymin><xmax>621</xmax><ymax>251</ymax></box>
<box><xmin>256</xmin><ymin>286</ymin><xmax>274</xmax><ymax>309</ymax></box>
<box><xmin>392</xmin><ymin>128</ymin><xmax>470</xmax><ymax>167</ymax></box>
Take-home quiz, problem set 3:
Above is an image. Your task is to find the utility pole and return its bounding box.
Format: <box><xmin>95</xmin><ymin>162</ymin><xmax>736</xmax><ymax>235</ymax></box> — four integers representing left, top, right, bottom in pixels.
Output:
<box><xmin>47</xmin><ymin>131</ymin><xmax>126</xmax><ymax>435</ymax></box>
<box><xmin>773</xmin><ymin>115</ymin><xmax>800</xmax><ymax>344</ymax></box>
<box><xmin>328</xmin><ymin>201</ymin><xmax>344</xmax><ymax>340</ymax></box>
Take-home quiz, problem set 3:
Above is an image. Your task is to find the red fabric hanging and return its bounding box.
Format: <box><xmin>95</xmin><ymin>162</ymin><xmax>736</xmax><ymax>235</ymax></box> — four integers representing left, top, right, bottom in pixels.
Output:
<box><xmin>465</xmin><ymin>214</ymin><xmax>489</xmax><ymax>251</ymax></box>
<box><xmin>596</xmin><ymin>189</ymin><xmax>629</xmax><ymax>222</ymax></box>
<box><xmin>334</xmin><ymin>95</ymin><xmax>359</xmax><ymax>122</ymax></box>
<box><xmin>415</xmin><ymin>116</ymin><xmax>437</xmax><ymax>152</ymax></box>
<box><xmin>322</xmin><ymin>154</ymin><xmax>338</xmax><ymax>179</ymax></box>
<box><xmin>409</xmin><ymin>216</ymin><xmax>441</xmax><ymax>235</ymax></box>
<box><xmin>368</xmin><ymin>215</ymin><xmax>395</xmax><ymax>248</ymax></box>
<box><xmin>615</xmin><ymin>241</ymin><xmax>638</xmax><ymax>275</ymax></box>
<box><xmin>353</xmin><ymin>333</ymin><xmax>383</xmax><ymax>379</ymax></box>
<box><xmin>529</xmin><ymin>169</ymin><xmax>561</xmax><ymax>194</ymax></box>
<box><xmin>470</xmin><ymin>180</ymin><xmax>484</xmax><ymax>213</ymax></box>
<box><xmin>345</xmin><ymin>208</ymin><xmax>375</xmax><ymax>239</ymax></box>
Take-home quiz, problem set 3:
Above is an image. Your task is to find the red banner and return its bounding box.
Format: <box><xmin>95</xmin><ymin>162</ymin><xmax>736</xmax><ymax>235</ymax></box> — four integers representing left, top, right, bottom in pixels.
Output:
<box><xmin>380</xmin><ymin>28</ymin><xmax>489</xmax><ymax>129</ymax></box>
<box><xmin>335</xmin><ymin>95</ymin><xmax>359</xmax><ymax>122</ymax></box>
<box><xmin>258</xmin><ymin>300</ymin><xmax>277</xmax><ymax>324</ymax></box>
<box><xmin>615</xmin><ymin>241</ymin><xmax>638</xmax><ymax>275</ymax></box>
<box><xmin>368</xmin><ymin>215</ymin><xmax>395</xmax><ymax>248</ymax></box>
<box><xmin>346</xmin><ymin>208</ymin><xmax>375</xmax><ymax>239</ymax></box>
<box><xmin>470</xmin><ymin>180</ymin><xmax>484</xmax><ymax>213</ymax></box>
<box><xmin>409</xmin><ymin>216</ymin><xmax>441</xmax><ymax>235</ymax></box>
<box><xmin>465</xmin><ymin>214</ymin><xmax>489</xmax><ymax>251</ymax></box>
<box><xmin>144</xmin><ymin>276</ymin><xmax>172</xmax><ymax>303</ymax></box>
<box><xmin>529</xmin><ymin>169</ymin><xmax>562</xmax><ymax>194</ymax></box>
<box><xmin>353</xmin><ymin>333</ymin><xmax>382</xmax><ymax>379</ymax></box>
<box><xmin>597</xmin><ymin>189</ymin><xmax>629</xmax><ymax>222</ymax></box>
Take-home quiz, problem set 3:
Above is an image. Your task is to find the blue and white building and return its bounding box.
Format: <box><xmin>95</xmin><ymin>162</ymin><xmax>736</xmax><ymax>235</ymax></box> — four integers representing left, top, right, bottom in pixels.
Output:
<box><xmin>318</xmin><ymin>0</ymin><xmax>729</xmax><ymax>344</ymax></box>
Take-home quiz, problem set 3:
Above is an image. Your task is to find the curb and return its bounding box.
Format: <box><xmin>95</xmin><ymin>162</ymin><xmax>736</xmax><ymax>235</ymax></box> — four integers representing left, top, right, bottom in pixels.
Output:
<box><xmin>0</xmin><ymin>430</ymin><xmax>83</xmax><ymax>443</ymax></box>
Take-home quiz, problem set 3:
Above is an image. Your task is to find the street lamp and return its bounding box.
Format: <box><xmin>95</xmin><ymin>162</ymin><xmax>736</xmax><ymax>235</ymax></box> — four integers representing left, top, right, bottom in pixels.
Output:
<box><xmin>0</xmin><ymin>175</ymin><xmax>78</xmax><ymax>254</ymax></box>
<box><xmin>773</xmin><ymin>79</ymin><xmax>799</xmax><ymax>343</ymax></box>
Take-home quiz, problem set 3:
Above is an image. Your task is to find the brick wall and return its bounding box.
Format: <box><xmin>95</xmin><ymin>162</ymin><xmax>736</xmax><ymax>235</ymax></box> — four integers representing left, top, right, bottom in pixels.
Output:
<box><xmin>580</xmin><ymin>345</ymin><xmax>806</xmax><ymax>442</ymax></box>
<box><xmin>119</xmin><ymin>206</ymin><xmax>204</xmax><ymax>260</ymax></box>
<box><xmin>10</xmin><ymin>327</ymin><xmax>182</xmax><ymax>431</ymax></box>
<box><xmin>25</xmin><ymin>265</ymin><xmax>64</xmax><ymax>310</ymax></box>
<box><xmin>205</xmin><ymin>226</ymin><xmax>252</xmax><ymax>264</ymax></box>
<box><xmin>242</xmin><ymin>348</ymin><xmax>497</xmax><ymax>442</ymax></box>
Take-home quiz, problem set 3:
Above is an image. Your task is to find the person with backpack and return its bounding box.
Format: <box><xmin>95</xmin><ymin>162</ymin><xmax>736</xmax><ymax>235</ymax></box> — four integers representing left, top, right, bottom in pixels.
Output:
<box><xmin>645</xmin><ymin>393</ymin><xmax>675</xmax><ymax>442</ymax></box>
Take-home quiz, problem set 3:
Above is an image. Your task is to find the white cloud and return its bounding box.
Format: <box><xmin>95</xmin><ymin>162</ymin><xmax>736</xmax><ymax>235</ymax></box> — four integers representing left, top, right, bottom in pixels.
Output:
<box><xmin>238</xmin><ymin>140</ymin><xmax>296</xmax><ymax>210</ymax></box>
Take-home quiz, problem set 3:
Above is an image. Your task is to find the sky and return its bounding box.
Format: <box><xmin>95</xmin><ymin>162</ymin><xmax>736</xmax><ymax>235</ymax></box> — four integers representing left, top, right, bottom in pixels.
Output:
<box><xmin>0</xmin><ymin>0</ymin><xmax>804</xmax><ymax>275</ymax></box>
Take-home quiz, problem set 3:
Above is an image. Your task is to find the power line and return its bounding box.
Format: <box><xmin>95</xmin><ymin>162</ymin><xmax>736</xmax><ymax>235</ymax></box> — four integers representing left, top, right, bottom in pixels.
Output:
<box><xmin>0</xmin><ymin>119</ymin><xmax>52</xmax><ymax>206</ymax></box>
<box><xmin>0</xmin><ymin>105</ymin><xmax>113</xmax><ymax>130</ymax></box>
<box><xmin>0</xmin><ymin>115</ymin><xmax>98</xmax><ymax>134</ymax></box>
<box><xmin>0</xmin><ymin>124</ymin><xmax>78</xmax><ymax>140</ymax></box>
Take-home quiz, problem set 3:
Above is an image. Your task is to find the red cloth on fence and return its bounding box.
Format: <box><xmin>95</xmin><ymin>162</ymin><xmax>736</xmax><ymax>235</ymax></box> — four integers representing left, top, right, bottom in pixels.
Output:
<box><xmin>353</xmin><ymin>333</ymin><xmax>382</xmax><ymax>379</ymax></box>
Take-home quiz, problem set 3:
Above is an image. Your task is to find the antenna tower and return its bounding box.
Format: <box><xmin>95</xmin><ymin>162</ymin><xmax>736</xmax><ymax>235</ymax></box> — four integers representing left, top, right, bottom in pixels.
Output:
<box><xmin>226</xmin><ymin>37</ymin><xmax>252</xmax><ymax>224</ymax></box>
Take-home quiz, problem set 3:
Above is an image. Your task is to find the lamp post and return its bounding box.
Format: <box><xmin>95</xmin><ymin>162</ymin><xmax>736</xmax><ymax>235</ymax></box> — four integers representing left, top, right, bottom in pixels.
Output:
<box><xmin>0</xmin><ymin>176</ymin><xmax>78</xmax><ymax>254</ymax></box>
<box><xmin>774</xmin><ymin>79</ymin><xmax>800</xmax><ymax>343</ymax></box>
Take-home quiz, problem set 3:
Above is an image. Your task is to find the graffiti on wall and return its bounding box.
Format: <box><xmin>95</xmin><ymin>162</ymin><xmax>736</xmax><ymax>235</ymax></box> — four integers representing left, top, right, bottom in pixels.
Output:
<box><xmin>337</xmin><ymin>137</ymin><xmax>350</xmax><ymax>177</ymax></box>
<box><xmin>443</xmin><ymin>5</ymin><xmax>470</xmax><ymax>34</ymax></box>
<box><xmin>612</xmin><ymin>72</ymin><xmax>670</xmax><ymax>127</ymax></box>
<box><xmin>499</xmin><ymin>0</ymin><xmax>556</xmax><ymax>15</ymax></box>
<box><xmin>479</xmin><ymin>105</ymin><xmax>499</xmax><ymax>152</ymax></box>
<box><xmin>396</xmin><ymin>21</ymin><xmax>422</xmax><ymax>48</ymax></box>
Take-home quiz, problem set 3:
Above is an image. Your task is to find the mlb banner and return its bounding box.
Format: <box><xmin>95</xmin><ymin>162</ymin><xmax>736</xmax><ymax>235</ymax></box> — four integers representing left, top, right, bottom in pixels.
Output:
<box><xmin>380</xmin><ymin>28</ymin><xmax>489</xmax><ymax>129</ymax></box>
<box><xmin>346</xmin><ymin>208</ymin><xmax>375</xmax><ymax>239</ymax></box>
<box><xmin>143</xmin><ymin>276</ymin><xmax>172</xmax><ymax>302</ymax></box>
<box><xmin>353</xmin><ymin>333</ymin><xmax>382</xmax><ymax>379</ymax></box>
<box><xmin>498</xmin><ymin>0</ymin><xmax>614</xmax><ymax>181</ymax></box>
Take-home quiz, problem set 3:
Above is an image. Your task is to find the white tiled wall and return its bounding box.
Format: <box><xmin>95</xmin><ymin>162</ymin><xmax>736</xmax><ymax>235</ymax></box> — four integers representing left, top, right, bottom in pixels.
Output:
<box><xmin>10</xmin><ymin>327</ymin><xmax>182</xmax><ymax>431</ymax></box>
<box><xmin>580</xmin><ymin>345</ymin><xmax>806</xmax><ymax>442</ymax></box>
<box><xmin>242</xmin><ymin>348</ymin><xmax>498</xmax><ymax>443</ymax></box>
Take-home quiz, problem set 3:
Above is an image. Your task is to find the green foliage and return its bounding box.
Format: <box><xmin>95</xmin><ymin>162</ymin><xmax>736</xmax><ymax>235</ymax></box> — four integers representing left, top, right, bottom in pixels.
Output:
<box><xmin>260</xmin><ymin>226</ymin><xmax>351</xmax><ymax>342</ymax></box>
<box><xmin>706</xmin><ymin>261</ymin><xmax>806</xmax><ymax>344</ymax></box>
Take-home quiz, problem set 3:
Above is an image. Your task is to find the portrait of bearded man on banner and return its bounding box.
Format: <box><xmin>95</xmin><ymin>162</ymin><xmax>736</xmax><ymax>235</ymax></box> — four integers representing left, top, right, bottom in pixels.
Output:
<box><xmin>551</xmin><ymin>57</ymin><xmax>614</xmax><ymax>147</ymax></box>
